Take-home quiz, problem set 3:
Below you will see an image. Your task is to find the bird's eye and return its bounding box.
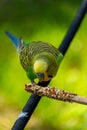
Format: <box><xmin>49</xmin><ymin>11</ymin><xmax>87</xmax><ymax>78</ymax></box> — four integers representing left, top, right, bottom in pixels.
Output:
<box><xmin>36</xmin><ymin>73</ymin><xmax>44</xmax><ymax>77</ymax></box>
<box><xmin>48</xmin><ymin>75</ymin><xmax>53</xmax><ymax>78</ymax></box>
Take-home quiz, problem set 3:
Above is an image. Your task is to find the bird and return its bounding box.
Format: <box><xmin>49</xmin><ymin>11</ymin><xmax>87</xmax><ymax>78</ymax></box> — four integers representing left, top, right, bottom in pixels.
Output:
<box><xmin>5</xmin><ymin>31</ymin><xmax>63</xmax><ymax>84</ymax></box>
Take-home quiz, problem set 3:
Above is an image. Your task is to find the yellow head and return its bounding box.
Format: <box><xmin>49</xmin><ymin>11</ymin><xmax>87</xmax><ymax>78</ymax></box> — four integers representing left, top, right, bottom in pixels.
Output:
<box><xmin>33</xmin><ymin>59</ymin><xmax>52</xmax><ymax>82</ymax></box>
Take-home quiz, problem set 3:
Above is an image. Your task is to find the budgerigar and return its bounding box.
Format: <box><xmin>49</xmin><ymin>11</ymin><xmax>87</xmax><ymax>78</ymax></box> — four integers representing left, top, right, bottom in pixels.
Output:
<box><xmin>6</xmin><ymin>31</ymin><xmax>63</xmax><ymax>83</ymax></box>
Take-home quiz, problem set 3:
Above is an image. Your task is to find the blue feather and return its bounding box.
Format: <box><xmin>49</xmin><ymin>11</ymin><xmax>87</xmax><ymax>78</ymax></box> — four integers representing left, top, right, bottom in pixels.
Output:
<box><xmin>5</xmin><ymin>31</ymin><xmax>19</xmax><ymax>48</ymax></box>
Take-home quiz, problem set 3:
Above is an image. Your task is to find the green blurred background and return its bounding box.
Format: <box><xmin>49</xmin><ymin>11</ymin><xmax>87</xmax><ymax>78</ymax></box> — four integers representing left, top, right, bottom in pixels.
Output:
<box><xmin>0</xmin><ymin>0</ymin><xmax>87</xmax><ymax>130</ymax></box>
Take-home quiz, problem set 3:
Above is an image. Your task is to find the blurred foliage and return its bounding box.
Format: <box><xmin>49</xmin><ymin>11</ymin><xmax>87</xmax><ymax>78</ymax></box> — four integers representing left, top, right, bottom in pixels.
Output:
<box><xmin>0</xmin><ymin>0</ymin><xmax>87</xmax><ymax>130</ymax></box>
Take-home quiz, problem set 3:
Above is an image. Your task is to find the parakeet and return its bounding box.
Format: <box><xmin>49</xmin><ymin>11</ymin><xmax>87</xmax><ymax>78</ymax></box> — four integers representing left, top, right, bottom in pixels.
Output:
<box><xmin>6</xmin><ymin>31</ymin><xmax>63</xmax><ymax>83</ymax></box>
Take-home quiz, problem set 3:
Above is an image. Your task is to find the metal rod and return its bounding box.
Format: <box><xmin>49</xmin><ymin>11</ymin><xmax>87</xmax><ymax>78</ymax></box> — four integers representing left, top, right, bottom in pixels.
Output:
<box><xmin>11</xmin><ymin>0</ymin><xmax>87</xmax><ymax>130</ymax></box>
<box><xmin>12</xmin><ymin>81</ymin><xmax>50</xmax><ymax>130</ymax></box>
<box><xmin>59</xmin><ymin>0</ymin><xmax>87</xmax><ymax>55</ymax></box>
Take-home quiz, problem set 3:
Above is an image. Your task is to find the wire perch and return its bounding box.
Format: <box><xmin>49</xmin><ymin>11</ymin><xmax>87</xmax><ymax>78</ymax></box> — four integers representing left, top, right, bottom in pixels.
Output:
<box><xmin>25</xmin><ymin>84</ymin><xmax>87</xmax><ymax>105</ymax></box>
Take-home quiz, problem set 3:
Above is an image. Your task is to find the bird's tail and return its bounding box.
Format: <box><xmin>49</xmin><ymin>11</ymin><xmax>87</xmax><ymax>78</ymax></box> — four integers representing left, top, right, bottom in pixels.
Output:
<box><xmin>5</xmin><ymin>31</ymin><xmax>20</xmax><ymax>48</ymax></box>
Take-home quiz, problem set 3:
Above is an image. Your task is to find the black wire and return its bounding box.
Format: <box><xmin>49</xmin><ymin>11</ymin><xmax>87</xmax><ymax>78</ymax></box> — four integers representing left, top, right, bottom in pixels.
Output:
<box><xmin>11</xmin><ymin>81</ymin><xmax>50</xmax><ymax>130</ymax></box>
<box><xmin>59</xmin><ymin>0</ymin><xmax>87</xmax><ymax>55</ymax></box>
<box><xmin>11</xmin><ymin>0</ymin><xmax>87</xmax><ymax>130</ymax></box>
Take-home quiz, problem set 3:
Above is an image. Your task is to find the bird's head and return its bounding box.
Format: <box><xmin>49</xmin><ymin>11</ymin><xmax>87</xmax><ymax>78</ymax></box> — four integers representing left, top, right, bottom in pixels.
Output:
<box><xmin>33</xmin><ymin>59</ymin><xmax>52</xmax><ymax>82</ymax></box>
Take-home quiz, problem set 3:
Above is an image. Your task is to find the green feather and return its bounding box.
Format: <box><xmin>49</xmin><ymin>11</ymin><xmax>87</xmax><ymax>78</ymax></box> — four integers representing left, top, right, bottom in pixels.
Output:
<box><xmin>57</xmin><ymin>53</ymin><xmax>63</xmax><ymax>66</ymax></box>
<box><xmin>23</xmin><ymin>41</ymin><xmax>32</xmax><ymax>45</ymax></box>
<box><xmin>27</xmin><ymin>66</ymin><xmax>36</xmax><ymax>81</ymax></box>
